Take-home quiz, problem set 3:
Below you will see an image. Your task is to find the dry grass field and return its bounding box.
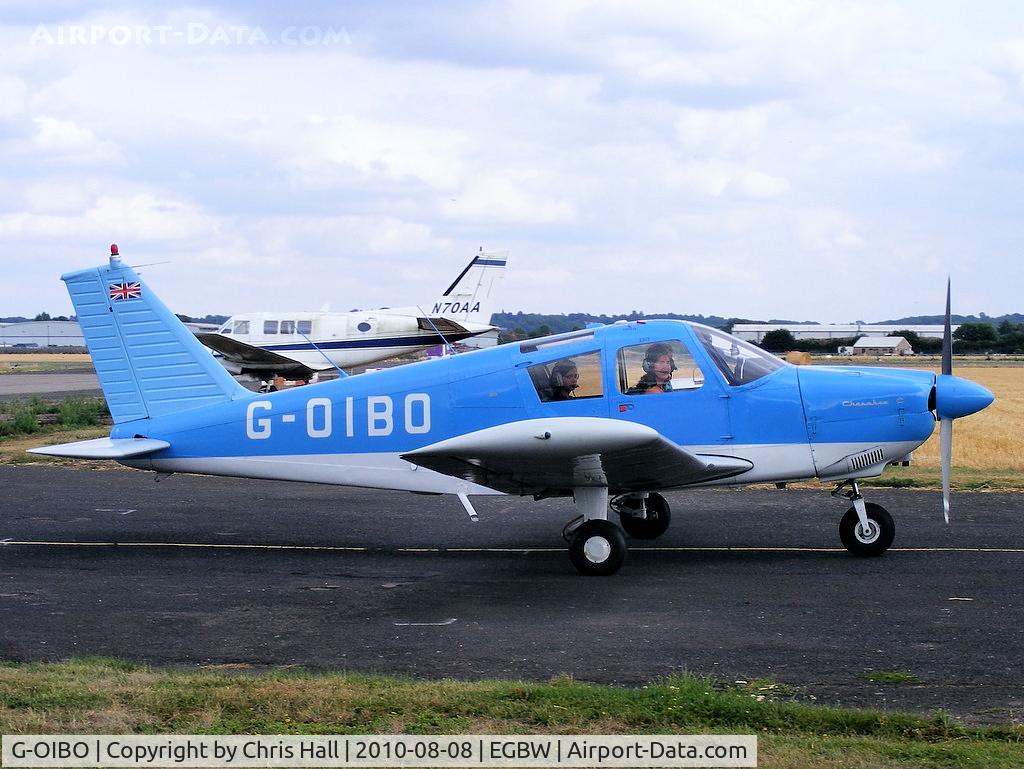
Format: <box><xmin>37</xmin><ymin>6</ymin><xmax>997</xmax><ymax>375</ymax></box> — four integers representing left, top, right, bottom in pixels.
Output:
<box><xmin>0</xmin><ymin>353</ymin><xmax>92</xmax><ymax>373</ymax></box>
<box><xmin>0</xmin><ymin>353</ymin><xmax>90</xmax><ymax>363</ymax></box>
<box><xmin>900</xmin><ymin>367</ymin><xmax>1023</xmax><ymax>471</ymax></box>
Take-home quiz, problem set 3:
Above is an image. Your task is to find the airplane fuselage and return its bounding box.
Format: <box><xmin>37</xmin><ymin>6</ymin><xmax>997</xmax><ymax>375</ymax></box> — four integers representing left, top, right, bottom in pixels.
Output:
<box><xmin>121</xmin><ymin>319</ymin><xmax>939</xmax><ymax>495</ymax></box>
<box><xmin>206</xmin><ymin>309</ymin><xmax>492</xmax><ymax>372</ymax></box>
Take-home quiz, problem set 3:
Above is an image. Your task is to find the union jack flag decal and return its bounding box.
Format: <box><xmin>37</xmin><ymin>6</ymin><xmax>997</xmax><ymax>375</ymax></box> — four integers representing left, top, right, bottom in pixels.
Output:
<box><xmin>109</xmin><ymin>281</ymin><xmax>142</xmax><ymax>302</ymax></box>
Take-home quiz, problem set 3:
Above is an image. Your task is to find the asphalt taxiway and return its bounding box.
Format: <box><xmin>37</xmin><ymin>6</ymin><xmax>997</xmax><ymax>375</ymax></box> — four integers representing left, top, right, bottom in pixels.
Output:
<box><xmin>1</xmin><ymin>464</ymin><xmax>1022</xmax><ymax>721</ymax></box>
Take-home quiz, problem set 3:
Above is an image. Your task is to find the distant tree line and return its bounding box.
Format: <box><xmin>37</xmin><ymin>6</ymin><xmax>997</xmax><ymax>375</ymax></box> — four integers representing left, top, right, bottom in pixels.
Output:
<box><xmin>493</xmin><ymin>311</ymin><xmax>733</xmax><ymax>342</ymax></box>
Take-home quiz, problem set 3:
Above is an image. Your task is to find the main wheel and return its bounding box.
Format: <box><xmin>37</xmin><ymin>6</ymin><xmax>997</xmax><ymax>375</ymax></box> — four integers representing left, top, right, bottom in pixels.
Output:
<box><xmin>569</xmin><ymin>520</ymin><xmax>627</xmax><ymax>576</ymax></box>
<box><xmin>616</xmin><ymin>493</ymin><xmax>672</xmax><ymax>540</ymax></box>
<box><xmin>839</xmin><ymin>503</ymin><xmax>895</xmax><ymax>557</ymax></box>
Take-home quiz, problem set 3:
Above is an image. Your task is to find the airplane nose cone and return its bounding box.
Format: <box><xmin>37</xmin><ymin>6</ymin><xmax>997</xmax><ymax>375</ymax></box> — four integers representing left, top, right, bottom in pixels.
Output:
<box><xmin>934</xmin><ymin>374</ymin><xmax>994</xmax><ymax>420</ymax></box>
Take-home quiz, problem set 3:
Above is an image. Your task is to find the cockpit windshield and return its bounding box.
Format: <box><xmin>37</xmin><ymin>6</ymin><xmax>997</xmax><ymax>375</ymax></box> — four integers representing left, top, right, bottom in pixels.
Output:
<box><xmin>689</xmin><ymin>323</ymin><xmax>785</xmax><ymax>386</ymax></box>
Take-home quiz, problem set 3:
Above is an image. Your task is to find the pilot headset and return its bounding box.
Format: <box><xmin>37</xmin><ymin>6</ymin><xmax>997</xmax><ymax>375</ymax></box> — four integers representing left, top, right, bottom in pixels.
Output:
<box><xmin>550</xmin><ymin>362</ymin><xmax>578</xmax><ymax>388</ymax></box>
<box><xmin>642</xmin><ymin>343</ymin><xmax>677</xmax><ymax>374</ymax></box>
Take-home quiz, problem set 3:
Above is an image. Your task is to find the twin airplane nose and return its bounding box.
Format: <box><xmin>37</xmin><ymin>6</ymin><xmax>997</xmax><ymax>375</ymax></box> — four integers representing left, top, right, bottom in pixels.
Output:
<box><xmin>934</xmin><ymin>374</ymin><xmax>994</xmax><ymax>420</ymax></box>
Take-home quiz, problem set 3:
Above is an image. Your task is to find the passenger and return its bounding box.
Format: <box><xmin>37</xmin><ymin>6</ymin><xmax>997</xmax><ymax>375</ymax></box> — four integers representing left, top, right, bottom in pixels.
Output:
<box><xmin>629</xmin><ymin>343</ymin><xmax>676</xmax><ymax>394</ymax></box>
<box><xmin>549</xmin><ymin>361</ymin><xmax>580</xmax><ymax>400</ymax></box>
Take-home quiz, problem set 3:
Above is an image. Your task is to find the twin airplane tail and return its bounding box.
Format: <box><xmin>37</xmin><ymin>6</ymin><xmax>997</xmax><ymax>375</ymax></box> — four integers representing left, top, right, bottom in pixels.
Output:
<box><xmin>430</xmin><ymin>249</ymin><xmax>508</xmax><ymax>323</ymax></box>
<box><xmin>64</xmin><ymin>247</ymin><xmax>247</xmax><ymax>424</ymax></box>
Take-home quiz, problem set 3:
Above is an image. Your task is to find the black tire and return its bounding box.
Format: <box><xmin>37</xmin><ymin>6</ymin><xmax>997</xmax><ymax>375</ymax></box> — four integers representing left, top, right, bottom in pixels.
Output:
<box><xmin>569</xmin><ymin>520</ymin><xmax>627</xmax><ymax>576</ymax></box>
<box><xmin>617</xmin><ymin>493</ymin><xmax>672</xmax><ymax>540</ymax></box>
<box><xmin>839</xmin><ymin>503</ymin><xmax>895</xmax><ymax>557</ymax></box>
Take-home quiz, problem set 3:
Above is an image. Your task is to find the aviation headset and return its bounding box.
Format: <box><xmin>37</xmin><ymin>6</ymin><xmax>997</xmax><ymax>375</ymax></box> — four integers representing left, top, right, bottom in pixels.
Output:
<box><xmin>642</xmin><ymin>343</ymin><xmax>678</xmax><ymax>374</ymax></box>
<box><xmin>549</xmin><ymin>361</ymin><xmax>579</xmax><ymax>388</ymax></box>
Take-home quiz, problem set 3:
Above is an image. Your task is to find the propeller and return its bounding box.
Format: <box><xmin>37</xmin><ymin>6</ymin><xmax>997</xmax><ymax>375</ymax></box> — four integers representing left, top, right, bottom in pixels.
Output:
<box><xmin>932</xmin><ymin>278</ymin><xmax>994</xmax><ymax>523</ymax></box>
<box><xmin>941</xmin><ymin>278</ymin><xmax>952</xmax><ymax>524</ymax></box>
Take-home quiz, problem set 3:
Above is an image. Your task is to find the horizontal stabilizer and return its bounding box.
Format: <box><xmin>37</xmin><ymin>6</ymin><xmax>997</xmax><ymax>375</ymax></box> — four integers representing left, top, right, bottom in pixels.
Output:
<box><xmin>402</xmin><ymin>417</ymin><xmax>752</xmax><ymax>495</ymax></box>
<box><xmin>27</xmin><ymin>437</ymin><xmax>170</xmax><ymax>459</ymax></box>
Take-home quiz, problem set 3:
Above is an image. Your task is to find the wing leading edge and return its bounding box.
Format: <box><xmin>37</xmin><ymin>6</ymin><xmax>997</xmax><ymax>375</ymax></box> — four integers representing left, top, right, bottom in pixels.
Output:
<box><xmin>401</xmin><ymin>417</ymin><xmax>752</xmax><ymax>495</ymax></box>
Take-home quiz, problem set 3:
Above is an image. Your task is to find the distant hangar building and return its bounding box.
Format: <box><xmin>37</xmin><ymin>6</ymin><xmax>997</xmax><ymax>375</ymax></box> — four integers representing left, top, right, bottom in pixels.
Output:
<box><xmin>1</xmin><ymin>320</ymin><xmax>218</xmax><ymax>348</ymax></box>
<box><xmin>732</xmin><ymin>323</ymin><xmax>957</xmax><ymax>343</ymax></box>
<box><xmin>852</xmin><ymin>336</ymin><xmax>914</xmax><ymax>356</ymax></box>
<box><xmin>0</xmin><ymin>320</ymin><xmax>85</xmax><ymax>347</ymax></box>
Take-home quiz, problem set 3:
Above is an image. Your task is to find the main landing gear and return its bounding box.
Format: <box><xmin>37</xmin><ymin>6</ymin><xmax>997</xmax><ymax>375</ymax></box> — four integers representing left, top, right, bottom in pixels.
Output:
<box><xmin>832</xmin><ymin>480</ymin><xmax>895</xmax><ymax>557</ymax></box>
<box><xmin>564</xmin><ymin>489</ymin><xmax>672</xmax><ymax>575</ymax></box>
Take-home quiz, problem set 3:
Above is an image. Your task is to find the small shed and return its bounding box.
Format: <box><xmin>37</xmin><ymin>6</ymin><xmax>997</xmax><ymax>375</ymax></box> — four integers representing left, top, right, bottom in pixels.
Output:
<box><xmin>851</xmin><ymin>336</ymin><xmax>913</xmax><ymax>356</ymax></box>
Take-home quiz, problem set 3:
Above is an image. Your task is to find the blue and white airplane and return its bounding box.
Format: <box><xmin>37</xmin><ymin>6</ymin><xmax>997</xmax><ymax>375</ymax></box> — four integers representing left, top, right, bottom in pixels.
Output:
<box><xmin>31</xmin><ymin>248</ymin><xmax>994</xmax><ymax>575</ymax></box>
<box><xmin>196</xmin><ymin>249</ymin><xmax>508</xmax><ymax>379</ymax></box>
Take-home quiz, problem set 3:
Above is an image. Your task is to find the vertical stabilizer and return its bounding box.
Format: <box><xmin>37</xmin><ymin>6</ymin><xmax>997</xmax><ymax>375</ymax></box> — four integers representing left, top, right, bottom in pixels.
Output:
<box><xmin>432</xmin><ymin>249</ymin><xmax>508</xmax><ymax>322</ymax></box>
<box><xmin>63</xmin><ymin>246</ymin><xmax>248</xmax><ymax>424</ymax></box>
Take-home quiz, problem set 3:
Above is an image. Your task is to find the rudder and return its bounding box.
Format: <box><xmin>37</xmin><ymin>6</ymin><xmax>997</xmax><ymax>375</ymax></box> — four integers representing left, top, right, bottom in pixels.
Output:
<box><xmin>64</xmin><ymin>247</ymin><xmax>247</xmax><ymax>424</ymax></box>
<box><xmin>433</xmin><ymin>249</ymin><xmax>508</xmax><ymax>322</ymax></box>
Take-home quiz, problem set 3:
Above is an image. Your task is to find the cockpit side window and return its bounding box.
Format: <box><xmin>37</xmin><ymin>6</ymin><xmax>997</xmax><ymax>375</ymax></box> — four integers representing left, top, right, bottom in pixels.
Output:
<box><xmin>232</xmin><ymin>320</ymin><xmax>250</xmax><ymax>335</ymax></box>
<box><xmin>690</xmin><ymin>324</ymin><xmax>785</xmax><ymax>386</ymax></box>
<box><xmin>616</xmin><ymin>339</ymin><xmax>704</xmax><ymax>395</ymax></box>
<box><xmin>529</xmin><ymin>350</ymin><xmax>603</xmax><ymax>402</ymax></box>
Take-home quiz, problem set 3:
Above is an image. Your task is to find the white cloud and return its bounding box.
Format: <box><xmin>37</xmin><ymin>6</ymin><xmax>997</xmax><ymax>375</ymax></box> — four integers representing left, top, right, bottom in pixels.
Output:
<box><xmin>797</xmin><ymin>209</ymin><xmax>866</xmax><ymax>251</ymax></box>
<box><xmin>30</xmin><ymin>116</ymin><xmax>122</xmax><ymax>164</ymax></box>
<box><xmin>0</xmin><ymin>2</ymin><xmax>1022</xmax><ymax>320</ymax></box>
<box><xmin>0</xmin><ymin>192</ymin><xmax>216</xmax><ymax>240</ymax></box>
<box><xmin>283</xmin><ymin>117</ymin><xmax>469</xmax><ymax>190</ymax></box>
<box><xmin>664</xmin><ymin>160</ymin><xmax>789</xmax><ymax>199</ymax></box>
<box><xmin>23</xmin><ymin>181</ymin><xmax>92</xmax><ymax>213</ymax></box>
<box><xmin>0</xmin><ymin>74</ymin><xmax>27</xmax><ymax>119</ymax></box>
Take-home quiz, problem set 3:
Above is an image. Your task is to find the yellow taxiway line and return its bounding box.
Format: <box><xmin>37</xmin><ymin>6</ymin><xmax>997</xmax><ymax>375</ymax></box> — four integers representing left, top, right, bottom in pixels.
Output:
<box><xmin>3</xmin><ymin>540</ymin><xmax>1024</xmax><ymax>554</ymax></box>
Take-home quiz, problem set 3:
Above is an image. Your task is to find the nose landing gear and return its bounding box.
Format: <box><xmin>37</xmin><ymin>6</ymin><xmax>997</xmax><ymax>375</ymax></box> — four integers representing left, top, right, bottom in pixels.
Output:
<box><xmin>833</xmin><ymin>480</ymin><xmax>895</xmax><ymax>556</ymax></box>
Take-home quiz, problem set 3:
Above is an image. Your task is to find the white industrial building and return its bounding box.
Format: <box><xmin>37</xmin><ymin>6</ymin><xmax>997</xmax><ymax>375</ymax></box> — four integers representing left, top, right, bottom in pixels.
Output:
<box><xmin>732</xmin><ymin>323</ymin><xmax>957</xmax><ymax>343</ymax></box>
<box><xmin>1</xmin><ymin>320</ymin><xmax>216</xmax><ymax>348</ymax></box>
<box><xmin>0</xmin><ymin>321</ymin><xmax>85</xmax><ymax>347</ymax></box>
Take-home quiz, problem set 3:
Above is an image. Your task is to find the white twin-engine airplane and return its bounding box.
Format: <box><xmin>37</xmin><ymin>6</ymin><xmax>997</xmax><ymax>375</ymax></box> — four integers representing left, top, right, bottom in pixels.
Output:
<box><xmin>196</xmin><ymin>250</ymin><xmax>508</xmax><ymax>378</ymax></box>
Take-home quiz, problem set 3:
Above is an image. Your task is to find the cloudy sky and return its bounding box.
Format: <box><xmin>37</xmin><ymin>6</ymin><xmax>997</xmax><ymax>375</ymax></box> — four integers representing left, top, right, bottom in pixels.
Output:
<box><xmin>1</xmin><ymin>1</ymin><xmax>1022</xmax><ymax>322</ymax></box>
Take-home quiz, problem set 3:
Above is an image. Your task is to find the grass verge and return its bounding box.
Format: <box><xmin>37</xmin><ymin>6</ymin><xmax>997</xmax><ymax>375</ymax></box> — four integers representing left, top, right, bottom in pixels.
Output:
<box><xmin>0</xmin><ymin>397</ymin><xmax>109</xmax><ymax>437</ymax></box>
<box><xmin>0</xmin><ymin>660</ymin><xmax>1021</xmax><ymax>768</ymax></box>
<box><xmin>861</xmin><ymin>466</ymin><xmax>1024</xmax><ymax>492</ymax></box>
<box><xmin>0</xmin><ymin>426</ymin><xmax>108</xmax><ymax>466</ymax></box>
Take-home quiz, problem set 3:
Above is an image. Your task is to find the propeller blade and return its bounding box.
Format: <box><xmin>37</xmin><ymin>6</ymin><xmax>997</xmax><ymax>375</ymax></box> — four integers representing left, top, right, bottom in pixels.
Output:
<box><xmin>941</xmin><ymin>277</ymin><xmax>952</xmax><ymax>377</ymax></box>
<box><xmin>940</xmin><ymin>416</ymin><xmax>952</xmax><ymax>524</ymax></box>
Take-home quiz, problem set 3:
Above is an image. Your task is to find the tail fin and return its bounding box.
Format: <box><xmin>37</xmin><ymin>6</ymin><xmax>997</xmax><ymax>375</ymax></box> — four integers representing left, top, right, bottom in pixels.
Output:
<box><xmin>430</xmin><ymin>249</ymin><xmax>508</xmax><ymax>322</ymax></box>
<box><xmin>64</xmin><ymin>246</ymin><xmax>248</xmax><ymax>424</ymax></box>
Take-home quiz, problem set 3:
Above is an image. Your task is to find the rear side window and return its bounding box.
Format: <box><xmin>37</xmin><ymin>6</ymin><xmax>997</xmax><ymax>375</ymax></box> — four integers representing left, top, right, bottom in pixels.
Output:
<box><xmin>263</xmin><ymin>320</ymin><xmax>278</xmax><ymax>335</ymax></box>
<box><xmin>297</xmin><ymin>320</ymin><xmax>312</xmax><ymax>335</ymax></box>
<box><xmin>616</xmin><ymin>340</ymin><xmax>705</xmax><ymax>395</ymax></box>
<box><xmin>280</xmin><ymin>320</ymin><xmax>295</xmax><ymax>334</ymax></box>
<box><xmin>529</xmin><ymin>350</ymin><xmax>603</xmax><ymax>402</ymax></box>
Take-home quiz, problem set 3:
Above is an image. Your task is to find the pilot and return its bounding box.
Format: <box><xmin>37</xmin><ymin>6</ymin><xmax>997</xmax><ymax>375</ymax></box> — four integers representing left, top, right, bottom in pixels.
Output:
<box><xmin>549</xmin><ymin>361</ymin><xmax>580</xmax><ymax>400</ymax></box>
<box><xmin>629</xmin><ymin>343</ymin><xmax>675</xmax><ymax>394</ymax></box>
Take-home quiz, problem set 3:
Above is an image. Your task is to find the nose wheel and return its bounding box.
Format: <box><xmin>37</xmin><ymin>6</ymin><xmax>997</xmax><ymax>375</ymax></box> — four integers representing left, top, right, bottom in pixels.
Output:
<box><xmin>834</xmin><ymin>481</ymin><xmax>895</xmax><ymax>556</ymax></box>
